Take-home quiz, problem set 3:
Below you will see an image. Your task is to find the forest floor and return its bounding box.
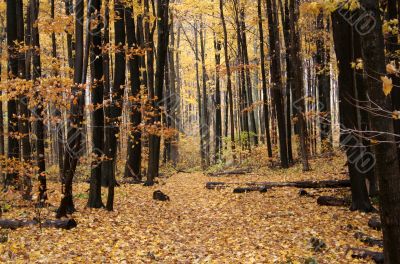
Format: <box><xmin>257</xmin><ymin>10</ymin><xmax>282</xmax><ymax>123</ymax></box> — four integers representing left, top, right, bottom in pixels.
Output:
<box><xmin>0</xmin><ymin>155</ymin><xmax>381</xmax><ymax>263</ymax></box>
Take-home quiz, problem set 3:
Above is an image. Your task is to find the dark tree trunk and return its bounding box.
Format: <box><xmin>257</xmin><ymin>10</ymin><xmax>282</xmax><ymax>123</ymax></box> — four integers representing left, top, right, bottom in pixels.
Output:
<box><xmin>279</xmin><ymin>0</ymin><xmax>293</xmax><ymax>164</ymax></box>
<box><xmin>387</xmin><ymin>0</ymin><xmax>400</xmax><ymax>169</ymax></box>
<box><xmin>359</xmin><ymin>0</ymin><xmax>400</xmax><ymax>261</ymax></box>
<box><xmin>30</xmin><ymin>0</ymin><xmax>47</xmax><ymax>204</ymax></box>
<box><xmin>106</xmin><ymin>0</ymin><xmax>126</xmax><ymax>210</ymax></box>
<box><xmin>146</xmin><ymin>0</ymin><xmax>170</xmax><ymax>185</ymax></box>
<box><xmin>65</xmin><ymin>0</ymin><xmax>74</xmax><ymax>71</ymax></box>
<box><xmin>331</xmin><ymin>11</ymin><xmax>374</xmax><ymax>212</ymax></box>
<box><xmin>124</xmin><ymin>5</ymin><xmax>142</xmax><ymax>182</ymax></box>
<box><xmin>101</xmin><ymin>0</ymin><xmax>111</xmax><ymax>187</ymax></box>
<box><xmin>0</xmin><ymin>27</ymin><xmax>5</xmax><ymax>170</ymax></box>
<box><xmin>240</xmin><ymin>8</ymin><xmax>258</xmax><ymax>146</ymax></box>
<box><xmin>289</xmin><ymin>0</ymin><xmax>310</xmax><ymax>171</ymax></box>
<box><xmin>5</xmin><ymin>0</ymin><xmax>20</xmax><ymax>187</ymax></box>
<box><xmin>316</xmin><ymin>11</ymin><xmax>332</xmax><ymax>151</ymax></box>
<box><xmin>257</xmin><ymin>0</ymin><xmax>272</xmax><ymax>158</ymax></box>
<box><xmin>214</xmin><ymin>34</ymin><xmax>223</xmax><ymax>162</ymax></box>
<box><xmin>87</xmin><ymin>0</ymin><xmax>105</xmax><ymax>208</ymax></box>
<box><xmin>265</xmin><ymin>0</ymin><xmax>288</xmax><ymax>168</ymax></box>
<box><xmin>200</xmin><ymin>18</ymin><xmax>210</xmax><ymax>167</ymax></box>
<box><xmin>194</xmin><ymin>23</ymin><xmax>205</xmax><ymax>167</ymax></box>
<box><xmin>57</xmin><ymin>0</ymin><xmax>85</xmax><ymax>218</ymax></box>
<box><xmin>219</xmin><ymin>0</ymin><xmax>236</xmax><ymax>161</ymax></box>
<box><xmin>16</xmin><ymin>0</ymin><xmax>32</xmax><ymax>199</ymax></box>
<box><xmin>50</xmin><ymin>0</ymin><xmax>65</xmax><ymax>181</ymax></box>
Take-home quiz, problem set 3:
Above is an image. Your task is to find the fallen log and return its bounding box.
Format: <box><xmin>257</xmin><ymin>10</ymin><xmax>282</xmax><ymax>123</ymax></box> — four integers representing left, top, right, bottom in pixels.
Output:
<box><xmin>317</xmin><ymin>196</ymin><xmax>349</xmax><ymax>207</ymax></box>
<box><xmin>348</xmin><ymin>248</ymin><xmax>384</xmax><ymax>263</ymax></box>
<box><xmin>233</xmin><ymin>186</ymin><xmax>268</xmax><ymax>193</ymax></box>
<box><xmin>205</xmin><ymin>182</ymin><xmax>227</xmax><ymax>190</ymax></box>
<box><xmin>205</xmin><ymin>180</ymin><xmax>350</xmax><ymax>190</ymax></box>
<box><xmin>368</xmin><ymin>216</ymin><xmax>382</xmax><ymax>231</ymax></box>
<box><xmin>207</xmin><ymin>168</ymin><xmax>251</xmax><ymax>177</ymax></box>
<box><xmin>0</xmin><ymin>219</ymin><xmax>77</xmax><ymax>230</ymax></box>
<box><xmin>354</xmin><ymin>232</ymin><xmax>383</xmax><ymax>248</ymax></box>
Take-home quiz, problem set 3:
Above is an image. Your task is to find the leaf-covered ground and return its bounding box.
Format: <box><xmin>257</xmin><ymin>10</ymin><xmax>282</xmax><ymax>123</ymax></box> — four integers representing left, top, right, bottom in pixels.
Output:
<box><xmin>0</xmin><ymin>156</ymin><xmax>381</xmax><ymax>263</ymax></box>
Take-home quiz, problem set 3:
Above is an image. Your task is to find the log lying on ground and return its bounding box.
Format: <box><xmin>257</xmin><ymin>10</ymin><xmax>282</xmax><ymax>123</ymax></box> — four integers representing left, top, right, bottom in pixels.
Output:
<box><xmin>233</xmin><ymin>186</ymin><xmax>268</xmax><ymax>193</ymax></box>
<box><xmin>317</xmin><ymin>196</ymin><xmax>349</xmax><ymax>207</ymax></box>
<box><xmin>368</xmin><ymin>216</ymin><xmax>382</xmax><ymax>231</ymax></box>
<box><xmin>207</xmin><ymin>168</ymin><xmax>251</xmax><ymax>177</ymax></box>
<box><xmin>354</xmin><ymin>232</ymin><xmax>383</xmax><ymax>248</ymax></box>
<box><xmin>205</xmin><ymin>180</ymin><xmax>350</xmax><ymax>190</ymax></box>
<box><xmin>348</xmin><ymin>248</ymin><xmax>384</xmax><ymax>263</ymax></box>
<box><xmin>0</xmin><ymin>219</ymin><xmax>77</xmax><ymax>230</ymax></box>
<box><xmin>206</xmin><ymin>182</ymin><xmax>227</xmax><ymax>190</ymax></box>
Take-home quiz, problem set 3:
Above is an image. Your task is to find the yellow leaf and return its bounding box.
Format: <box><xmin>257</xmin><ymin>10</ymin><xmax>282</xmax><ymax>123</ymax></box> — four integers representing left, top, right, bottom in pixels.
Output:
<box><xmin>381</xmin><ymin>76</ymin><xmax>393</xmax><ymax>96</ymax></box>
<box><xmin>386</xmin><ymin>63</ymin><xmax>398</xmax><ymax>74</ymax></box>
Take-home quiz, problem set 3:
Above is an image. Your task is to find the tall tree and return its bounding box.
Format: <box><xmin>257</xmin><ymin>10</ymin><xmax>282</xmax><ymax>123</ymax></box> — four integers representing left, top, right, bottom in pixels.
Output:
<box><xmin>360</xmin><ymin>0</ymin><xmax>400</xmax><ymax>261</ymax></box>
<box><xmin>29</xmin><ymin>0</ymin><xmax>47</xmax><ymax>204</ymax></box>
<box><xmin>279</xmin><ymin>0</ymin><xmax>293</xmax><ymax>163</ymax></box>
<box><xmin>16</xmin><ymin>0</ymin><xmax>32</xmax><ymax>199</ymax></box>
<box><xmin>213</xmin><ymin>34</ymin><xmax>223</xmax><ymax>161</ymax></box>
<box><xmin>57</xmin><ymin>0</ymin><xmax>85</xmax><ymax>218</ymax></box>
<box><xmin>87</xmin><ymin>0</ymin><xmax>105</xmax><ymax>208</ymax></box>
<box><xmin>146</xmin><ymin>0</ymin><xmax>170</xmax><ymax>185</ymax></box>
<box><xmin>219</xmin><ymin>0</ymin><xmax>236</xmax><ymax>161</ymax></box>
<box><xmin>239</xmin><ymin>7</ymin><xmax>258</xmax><ymax>146</ymax></box>
<box><xmin>289</xmin><ymin>0</ymin><xmax>310</xmax><ymax>171</ymax></box>
<box><xmin>5</xmin><ymin>0</ymin><xmax>20</xmax><ymax>187</ymax></box>
<box><xmin>257</xmin><ymin>0</ymin><xmax>272</xmax><ymax>158</ymax></box>
<box><xmin>124</xmin><ymin>4</ymin><xmax>142</xmax><ymax>182</ymax></box>
<box><xmin>106</xmin><ymin>0</ymin><xmax>126</xmax><ymax>210</ymax></box>
<box><xmin>199</xmin><ymin>17</ymin><xmax>210</xmax><ymax>167</ymax></box>
<box><xmin>265</xmin><ymin>0</ymin><xmax>288</xmax><ymax>168</ymax></box>
<box><xmin>315</xmin><ymin>11</ymin><xmax>332</xmax><ymax>151</ymax></box>
<box><xmin>331</xmin><ymin>10</ymin><xmax>374</xmax><ymax>212</ymax></box>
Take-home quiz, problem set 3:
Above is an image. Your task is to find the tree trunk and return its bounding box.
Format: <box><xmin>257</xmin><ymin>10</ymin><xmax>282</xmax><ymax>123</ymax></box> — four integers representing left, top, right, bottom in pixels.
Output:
<box><xmin>316</xmin><ymin>11</ymin><xmax>332</xmax><ymax>151</ymax></box>
<box><xmin>199</xmin><ymin>18</ymin><xmax>210</xmax><ymax>167</ymax></box>
<box><xmin>359</xmin><ymin>0</ymin><xmax>400</xmax><ymax>261</ymax></box>
<box><xmin>265</xmin><ymin>0</ymin><xmax>288</xmax><ymax>168</ymax></box>
<box><xmin>219</xmin><ymin>0</ymin><xmax>236</xmax><ymax>161</ymax></box>
<box><xmin>214</xmin><ymin>34</ymin><xmax>223</xmax><ymax>162</ymax></box>
<box><xmin>106</xmin><ymin>0</ymin><xmax>126</xmax><ymax>210</ymax></box>
<box><xmin>289</xmin><ymin>0</ymin><xmax>310</xmax><ymax>171</ymax></box>
<box><xmin>5</xmin><ymin>0</ymin><xmax>20</xmax><ymax>187</ymax></box>
<box><xmin>194</xmin><ymin>23</ymin><xmax>205</xmax><ymax>167</ymax></box>
<box><xmin>279</xmin><ymin>0</ymin><xmax>293</xmax><ymax>164</ymax></box>
<box><xmin>331</xmin><ymin>11</ymin><xmax>374</xmax><ymax>212</ymax></box>
<box><xmin>146</xmin><ymin>0</ymin><xmax>170</xmax><ymax>185</ymax></box>
<box><xmin>57</xmin><ymin>0</ymin><xmax>85</xmax><ymax>218</ymax></box>
<box><xmin>257</xmin><ymin>0</ymin><xmax>273</xmax><ymax>158</ymax></box>
<box><xmin>124</xmin><ymin>5</ymin><xmax>142</xmax><ymax>182</ymax></box>
<box><xmin>87</xmin><ymin>0</ymin><xmax>105</xmax><ymax>208</ymax></box>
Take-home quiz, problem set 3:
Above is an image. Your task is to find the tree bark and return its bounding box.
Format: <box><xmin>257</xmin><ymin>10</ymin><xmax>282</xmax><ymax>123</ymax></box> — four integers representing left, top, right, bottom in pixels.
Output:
<box><xmin>289</xmin><ymin>0</ymin><xmax>310</xmax><ymax>171</ymax></box>
<box><xmin>124</xmin><ymin>5</ymin><xmax>142</xmax><ymax>182</ymax></box>
<box><xmin>5</xmin><ymin>0</ymin><xmax>20</xmax><ymax>187</ymax></box>
<box><xmin>359</xmin><ymin>0</ymin><xmax>400</xmax><ymax>261</ymax></box>
<box><xmin>265</xmin><ymin>0</ymin><xmax>288</xmax><ymax>168</ymax></box>
<box><xmin>57</xmin><ymin>0</ymin><xmax>85</xmax><ymax>218</ymax></box>
<box><xmin>331</xmin><ymin>11</ymin><xmax>374</xmax><ymax>213</ymax></box>
<box><xmin>106</xmin><ymin>0</ymin><xmax>126</xmax><ymax>210</ymax></box>
<box><xmin>146</xmin><ymin>0</ymin><xmax>170</xmax><ymax>185</ymax></box>
<box><xmin>257</xmin><ymin>0</ymin><xmax>273</xmax><ymax>158</ymax></box>
<box><xmin>87</xmin><ymin>0</ymin><xmax>105</xmax><ymax>209</ymax></box>
<box><xmin>219</xmin><ymin>0</ymin><xmax>236</xmax><ymax>161</ymax></box>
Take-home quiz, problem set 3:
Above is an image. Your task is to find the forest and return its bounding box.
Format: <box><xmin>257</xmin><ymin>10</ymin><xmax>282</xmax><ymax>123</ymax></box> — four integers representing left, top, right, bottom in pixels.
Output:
<box><xmin>0</xmin><ymin>0</ymin><xmax>399</xmax><ymax>262</ymax></box>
